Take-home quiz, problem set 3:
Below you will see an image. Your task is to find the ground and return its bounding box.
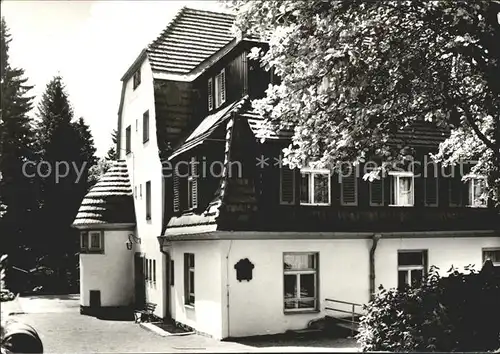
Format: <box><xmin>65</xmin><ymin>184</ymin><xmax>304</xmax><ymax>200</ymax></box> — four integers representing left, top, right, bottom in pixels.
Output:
<box><xmin>1</xmin><ymin>295</ymin><xmax>360</xmax><ymax>353</ymax></box>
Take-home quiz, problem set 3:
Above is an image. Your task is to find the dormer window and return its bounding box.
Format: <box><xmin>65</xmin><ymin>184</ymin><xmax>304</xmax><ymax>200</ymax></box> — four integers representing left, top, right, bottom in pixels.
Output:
<box><xmin>300</xmin><ymin>168</ymin><xmax>331</xmax><ymax>206</ymax></box>
<box><xmin>389</xmin><ymin>171</ymin><xmax>414</xmax><ymax>207</ymax></box>
<box><xmin>133</xmin><ymin>68</ymin><xmax>141</xmax><ymax>90</ymax></box>
<box><xmin>214</xmin><ymin>68</ymin><xmax>226</xmax><ymax>109</ymax></box>
<box><xmin>467</xmin><ymin>175</ymin><xmax>487</xmax><ymax>208</ymax></box>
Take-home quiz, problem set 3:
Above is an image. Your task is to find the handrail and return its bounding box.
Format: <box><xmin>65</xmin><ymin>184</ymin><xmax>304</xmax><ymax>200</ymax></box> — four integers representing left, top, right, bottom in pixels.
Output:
<box><xmin>325</xmin><ymin>298</ymin><xmax>363</xmax><ymax>307</ymax></box>
<box><xmin>324</xmin><ymin>298</ymin><xmax>364</xmax><ymax>337</ymax></box>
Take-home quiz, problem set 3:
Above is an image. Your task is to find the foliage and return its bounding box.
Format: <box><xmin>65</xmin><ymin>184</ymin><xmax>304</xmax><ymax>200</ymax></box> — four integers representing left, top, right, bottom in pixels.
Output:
<box><xmin>229</xmin><ymin>0</ymin><xmax>500</xmax><ymax>204</ymax></box>
<box><xmin>87</xmin><ymin>157</ymin><xmax>112</xmax><ymax>187</ymax></box>
<box><xmin>33</xmin><ymin>76</ymin><xmax>97</xmax><ymax>293</ymax></box>
<box><xmin>106</xmin><ymin>129</ymin><xmax>118</xmax><ymax>161</ymax></box>
<box><xmin>0</xmin><ymin>255</ymin><xmax>15</xmax><ymax>302</ymax></box>
<box><xmin>0</xmin><ymin>17</ymin><xmax>39</xmax><ymax>257</ymax></box>
<box><xmin>357</xmin><ymin>263</ymin><xmax>500</xmax><ymax>352</ymax></box>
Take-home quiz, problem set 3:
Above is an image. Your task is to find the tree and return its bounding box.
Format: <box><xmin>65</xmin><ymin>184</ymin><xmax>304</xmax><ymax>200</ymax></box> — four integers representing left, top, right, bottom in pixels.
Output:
<box><xmin>34</xmin><ymin>76</ymin><xmax>97</xmax><ymax>292</ymax></box>
<box><xmin>0</xmin><ymin>17</ymin><xmax>38</xmax><ymax>259</ymax></box>
<box><xmin>228</xmin><ymin>0</ymin><xmax>500</xmax><ymax>204</ymax></box>
<box><xmin>106</xmin><ymin>129</ymin><xmax>117</xmax><ymax>161</ymax></box>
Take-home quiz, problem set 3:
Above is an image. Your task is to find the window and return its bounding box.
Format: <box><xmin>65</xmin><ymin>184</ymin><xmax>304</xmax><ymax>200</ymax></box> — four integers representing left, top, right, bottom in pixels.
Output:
<box><xmin>483</xmin><ymin>248</ymin><xmax>500</xmax><ymax>267</ymax></box>
<box><xmin>467</xmin><ymin>177</ymin><xmax>487</xmax><ymax>208</ymax></box>
<box><xmin>152</xmin><ymin>259</ymin><xmax>156</xmax><ymax>283</ymax></box>
<box><xmin>184</xmin><ymin>253</ymin><xmax>195</xmax><ymax>306</ymax></box>
<box><xmin>214</xmin><ymin>68</ymin><xmax>226</xmax><ymax>109</ymax></box>
<box><xmin>300</xmin><ymin>169</ymin><xmax>331</xmax><ymax>205</ymax></box>
<box><xmin>280</xmin><ymin>166</ymin><xmax>296</xmax><ymax>205</ymax></box>
<box><xmin>133</xmin><ymin>68</ymin><xmax>141</xmax><ymax>90</ymax></box>
<box><xmin>140</xmin><ymin>184</ymin><xmax>142</xmax><ymax>199</ymax></box>
<box><xmin>283</xmin><ymin>253</ymin><xmax>318</xmax><ymax>312</ymax></box>
<box><xmin>389</xmin><ymin>171</ymin><xmax>414</xmax><ymax>206</ymax></box>
<box><xmin>397</xmin><ymin>250</ymin><xmax>427</xmax><ymax>290</ymax></box>
<box><xmin>144</xmin><ymin>258</ymin><xmax>149</xmax><ymax>281</ymax></box>
<box><xmin>134</xmin><ymin>186</ymin><xmax>137</xmax><ymax>199</ymax></box>
<box><xmin>145</xmin><ymin>181</ymin><xmax>151</xmax><ymax>220</ymax></box>
<box><xmin>170</xmin><ymin>260</ymin><xmax>175</xmax><ymax>286</ymax></box>
<box><xmin>187</xmin><ymin>157</ymin><xmax>198</xmax><ymax>210</ymax></box>
<box><xmin>143</xmin><ymin>110</ymin><xmax>149</xmax><ymax>143</ymax></box>
<box><xmin>340</xmin><ymin>168</ymin><xmax>358</xmax><ymax>206</ymax></box>
<box><xmin>207</xmin><ymin>77</ymin><xmax>213</xmax><ymax>111</ymax></box>
<box><xmin>367</xmin><ymin>168</ymin><xmax>383</xmax><ymax>206</ymax></box>
<box><xmin>125</xmin><ymin>126</ymin><xmax>131</xmax><ymax>154</ymax></box>
<box><xmin>80</xmin><ymin>231</ymin><xmax>104</xmax><ymax>254</ymax></box>
<box><xmin>148</xmin><ymin>259</ymin><xmax>152</xmax><ymax>282</ymax></box>
<box><xmin>424</xmin><ymin>163</ymin><xmax>439</xmax><ymax>207</ymax></box>
<box><xmin>135</xmin><ymin>118</ymin><xmax>138</xmax><ymax>132</ymax></box>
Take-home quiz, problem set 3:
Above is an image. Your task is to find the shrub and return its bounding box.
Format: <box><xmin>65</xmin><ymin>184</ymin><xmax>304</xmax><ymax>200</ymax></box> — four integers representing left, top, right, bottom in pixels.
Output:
<box><xmin>357</xmin><ymin>262</ymin><xmax>500</xmax><ymax>352</ymax></box>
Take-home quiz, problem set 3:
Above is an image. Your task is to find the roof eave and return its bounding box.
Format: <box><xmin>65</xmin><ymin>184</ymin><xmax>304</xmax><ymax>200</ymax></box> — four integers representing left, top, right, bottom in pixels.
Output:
<box><xmin>120</xmin><ymin>48</ymin><xmax>148</xmax><ymax>82</ymax></box>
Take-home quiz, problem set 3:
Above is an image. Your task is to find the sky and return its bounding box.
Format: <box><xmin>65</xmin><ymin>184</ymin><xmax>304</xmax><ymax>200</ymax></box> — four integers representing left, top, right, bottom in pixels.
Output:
<box><xmin>1</xmin><ymin>0</ymin><xmax>227</xmax><ymax>157</ymax></box>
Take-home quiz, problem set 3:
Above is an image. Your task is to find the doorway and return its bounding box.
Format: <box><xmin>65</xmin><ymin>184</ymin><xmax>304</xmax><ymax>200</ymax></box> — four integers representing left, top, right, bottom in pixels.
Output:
<box><xmin>134</xmin><ymin>253</ymin><xmax>146</xmax><ymax>308</ymax></box>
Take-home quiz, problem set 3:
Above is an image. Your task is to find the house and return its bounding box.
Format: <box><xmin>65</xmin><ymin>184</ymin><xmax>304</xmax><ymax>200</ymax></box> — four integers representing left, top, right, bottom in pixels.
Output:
<box><xmin>72</xmin><ymin>6</ymin><xmax>500</xmax><ymax>340</ymax></box>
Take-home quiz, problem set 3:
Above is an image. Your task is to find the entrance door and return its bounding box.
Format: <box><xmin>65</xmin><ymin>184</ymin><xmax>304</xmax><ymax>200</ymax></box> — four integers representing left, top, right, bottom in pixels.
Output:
<box><xmin>134</xmin><ymin>253</ymin><xmax>146</xmax><ymax>308</ymax></box>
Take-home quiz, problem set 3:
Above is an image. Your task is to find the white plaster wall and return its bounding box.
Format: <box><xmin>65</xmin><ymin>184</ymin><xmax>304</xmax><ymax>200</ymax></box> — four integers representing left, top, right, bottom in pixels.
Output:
<box><xmin>375</xmin><ymin>236</ymin><xmax>500</xmax><ymax>290</ymax></box>
<box><xmin>80</xmin><ymin>230</ymin><xmax>134</xmax><ymax>307</ymax></box>
<box><xmin>220</xmin><ymin>238</ymin><xmax>371</xmax><ymax>338</ymax></box>
<box><xmin>170</xmin><ymin>241</ymin><xmax>224</xmax><ymax>339</ymax></box>
<box><xmin>118</xmin><ymin>58</ymin><xmax>167</xmax><ymax>317</ymax></box>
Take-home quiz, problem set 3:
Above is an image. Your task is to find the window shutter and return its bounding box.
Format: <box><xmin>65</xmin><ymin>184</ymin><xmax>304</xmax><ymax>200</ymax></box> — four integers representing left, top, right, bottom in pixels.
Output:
<box><xmin>280</xmin><ymin>167</ymin><xmax>295</xmax><ymax>204</ymax></box>
<box><xmin>341</xmin><ymin>172</ymin><xmax>357</xmax><ymax>206</ymax></box>
<box><xmin>191</xmin><ymin>157</ymin><xmax>198</xmax><ymax>209</ymax></box>
<box><xmin>207</xmin><ymin>78</ymin><xmax>213</xmax><ymax>111</ymax></box>
<box><xmin>368</xmin><ymin>169</ymin><xmax>384</xmax><ymax>206</ymax></box>
<box><xmin>449</xmin><ymin>176</ymin><xmax>462</xmax><ymax>206</ymax></box>
<box><xmin>220</xmin><ymin>69</ymin><xmax>226</xmax><ymax>104</ymax></box>
<box><xmin>424</xmin><ymin>164</ymin><xmax>438</xmax><ymax>206</ymax></box>
<box><xmin>173</xmin><ymin>173</ymin><xmax>180</xmax><ymax>212</ymax></box>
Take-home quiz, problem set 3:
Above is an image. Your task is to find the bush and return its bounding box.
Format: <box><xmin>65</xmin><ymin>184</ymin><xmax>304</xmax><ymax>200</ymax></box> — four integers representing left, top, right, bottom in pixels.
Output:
<box><xmin>357</xmin><ymin>262</ymin><xmax>500</xmax><ymax>352</ymax></box>
<box><xmin>0</xmin><ymin>255</ymin><xmax>15</xmax><ymax>302</ymax></box>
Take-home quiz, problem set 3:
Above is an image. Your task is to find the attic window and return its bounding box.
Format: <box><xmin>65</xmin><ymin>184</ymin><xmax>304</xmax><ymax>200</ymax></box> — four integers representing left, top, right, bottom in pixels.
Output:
<box><xmin>208</xmin><ymin>78</ymin><xmax>214</xmax><ymax>111</ymax></box>
<box><xmin>215</xmin><ymin>68</ymin><xmax>226</xmax><ymax>109</ymax></box>
<box><xmin>133</xmin><ymin>68</ymin><xmax>141</xmax><ymax>90</ymax></box>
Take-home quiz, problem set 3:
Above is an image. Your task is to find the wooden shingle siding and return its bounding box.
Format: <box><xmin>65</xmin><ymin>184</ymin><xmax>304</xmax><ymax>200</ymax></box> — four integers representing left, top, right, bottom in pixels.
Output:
<box><xmin>146</xmin><ymin>7</ymin><xmax>235</xmax><ymax>75</ymax></box>
<box><xmin>73</xmin><ymin>161</ymin><xmax>135</xmax><ymax>226</ymax></box>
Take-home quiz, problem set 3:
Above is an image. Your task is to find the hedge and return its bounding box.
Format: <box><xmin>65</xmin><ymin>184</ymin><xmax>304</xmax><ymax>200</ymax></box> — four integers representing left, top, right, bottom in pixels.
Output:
<box><xmin>357</xmin><ymin>261</ymin><xmax>500</xmax><ymax>352</ymax></box>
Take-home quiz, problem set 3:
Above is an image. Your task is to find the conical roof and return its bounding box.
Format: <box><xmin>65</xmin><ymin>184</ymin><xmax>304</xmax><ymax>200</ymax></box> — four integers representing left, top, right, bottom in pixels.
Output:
<box><xmin>73</xmin><ymin>160</ymin><xmax>136</xmax><ymax>227</ymax></box>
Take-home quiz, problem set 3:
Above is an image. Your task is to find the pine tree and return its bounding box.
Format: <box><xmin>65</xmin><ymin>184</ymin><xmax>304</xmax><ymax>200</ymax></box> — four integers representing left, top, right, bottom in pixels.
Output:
<box><xmin>106</xmin><ymin>129</ymin><xmax>118</xmax><ymax>161</ymax></box>
<box><xmin>35</xmin><ymin>76</ymin><xmax>97</xmax><ymax>292</ymax></box>
<box><xmin>0</xmin><ymin>17</ymin><xmax>38</xmax><ymax>265</ymax></box>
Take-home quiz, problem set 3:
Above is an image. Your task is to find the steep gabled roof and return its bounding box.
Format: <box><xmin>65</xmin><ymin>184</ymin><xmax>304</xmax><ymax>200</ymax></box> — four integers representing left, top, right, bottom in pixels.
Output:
<box><xmin>146</xmin><ymin>7</ymin><xmax>236</xmax><ymax>75</ymax></box>
<box><xmin>72</xmin><ymin>160</ymin><xmax>135</xmax><ymax>228</ymax></box>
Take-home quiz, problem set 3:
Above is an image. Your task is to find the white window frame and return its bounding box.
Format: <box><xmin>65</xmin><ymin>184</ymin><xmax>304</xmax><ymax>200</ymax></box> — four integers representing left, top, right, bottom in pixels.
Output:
<box><xmin>483</xmin><ymin>248</ymin><xmax>500</xmax><ymax>267</ymax></box>
<box><xmin>397</xmin><ymin>250</ymin><xmax>427</xmax><ymax>288</ymax></box>
<box><xmin>280</xmin><ymin>166</ymin><xmax>296</xmax><ymax>205</ymax></box>
<box><xmin>389</xmin><ymin>171</ymin><xmax>415</xmax><ymax>207</ymax></box>
<box><xmin>466</xmin><ymin>175</ymin><xmax>487</xmax><ymax>208</ymax></box>
<box><xmin>300</xmin><ymin>168</ymin><xmax>331</xmax><ymax>206</ymax></box>
<box><xmin>80</xmin><ymin>231</ymin><xmax>104</xmax><ymax>254</ymax></box>
<box><xmin>184</xmin><ymin>253</ymin><xmax>195</xmax><ymax>306</ymax></box>
<box><xmin>214</xmin><ymin>68</ymin><xmax>226</xmax><ymax>109</ymax></box>
<box><xmin>283</xmin><ymin>252</ymin><xmax>318</xmax><ymax>313</ymax></box>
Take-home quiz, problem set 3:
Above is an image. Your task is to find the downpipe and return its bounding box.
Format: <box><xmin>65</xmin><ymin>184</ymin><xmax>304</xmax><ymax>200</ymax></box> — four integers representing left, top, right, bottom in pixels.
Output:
<box><xmin>369</xmin><ymin>234</ymin><xmax>382</xmax><ymax>301</ymax></box>
<box><xmin>225</xmin><ymin>240</ymin><xmax>233</xmax><ymax>339</ymax></box>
